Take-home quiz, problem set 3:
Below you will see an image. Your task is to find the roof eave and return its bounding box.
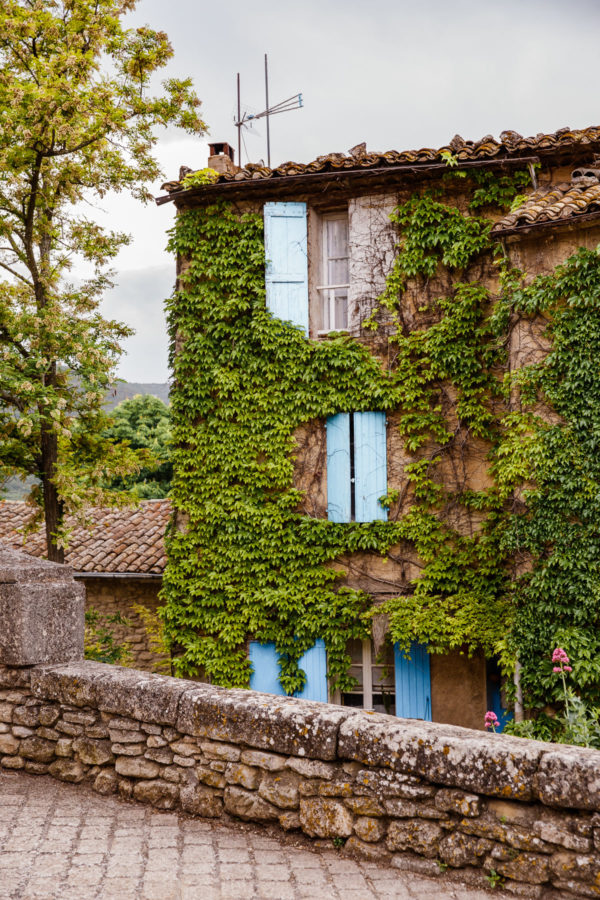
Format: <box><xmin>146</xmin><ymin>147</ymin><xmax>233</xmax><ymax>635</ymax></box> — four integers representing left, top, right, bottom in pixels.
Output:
<box><xmin>492</xmin><ymin>208</ymin><xmax>600</xmax><ymax>240</ymax></box>
<box><xmin>156</xmin><ymin>155</ymin><xmax>542</xmax><ymax>209</ymax></box>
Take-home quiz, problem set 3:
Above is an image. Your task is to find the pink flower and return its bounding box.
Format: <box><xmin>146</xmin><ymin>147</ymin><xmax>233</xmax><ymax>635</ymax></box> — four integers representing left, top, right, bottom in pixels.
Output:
<box><xmin>552</xmin><ymin>648</ymin><xmax>572</xmax><ymax>675</ymax></box>
<box><xmin>484</xmin><ymin>711</ymin><xmax>500</xmax><ymax>731</ymax></box>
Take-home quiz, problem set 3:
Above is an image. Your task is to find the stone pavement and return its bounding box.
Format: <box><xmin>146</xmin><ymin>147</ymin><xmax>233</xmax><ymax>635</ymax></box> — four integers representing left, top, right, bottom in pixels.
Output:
<box><xmin>0</xmin><ymin>770</ymin><xmax>508</xmax><ymax>900</ymax></box>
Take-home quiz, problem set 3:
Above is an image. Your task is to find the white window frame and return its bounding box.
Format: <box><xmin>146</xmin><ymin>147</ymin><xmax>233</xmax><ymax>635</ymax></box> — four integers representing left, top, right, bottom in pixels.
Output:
<box><xmin>316</xmin><ymin>211</ymin><xmax>349</xmax><ymax>336</ymax></box>
<box><xmin>331</xmin><ymin>639</ymin><xmax>395</xmax><ymax>713</ymax></box>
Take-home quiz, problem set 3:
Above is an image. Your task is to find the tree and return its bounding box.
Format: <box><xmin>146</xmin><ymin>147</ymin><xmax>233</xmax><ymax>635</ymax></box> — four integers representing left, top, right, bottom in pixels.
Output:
<box><xmin>0</xmin><ymin>0</ymin><xmax>204</xmax><ymax>560</ymax></box>
<box><xmin>104</xmin><ymin>393</ymin><xmax>171</xmax><ymax>498</ymax></box>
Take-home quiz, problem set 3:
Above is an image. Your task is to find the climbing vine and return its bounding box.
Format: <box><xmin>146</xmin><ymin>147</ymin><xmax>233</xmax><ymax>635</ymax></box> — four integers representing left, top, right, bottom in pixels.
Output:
<box><xmin>162</xmin><ymin>167</ymin><xmax>600</xmax><ymax>729</ymax></box>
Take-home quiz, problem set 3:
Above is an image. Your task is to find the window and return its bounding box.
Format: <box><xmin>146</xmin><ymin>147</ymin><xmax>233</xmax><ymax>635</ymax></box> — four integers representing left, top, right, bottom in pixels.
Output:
<box><xmin>326</xmin><ymin>411</ymin><xmax>387</xmax><ymax>522</ymax></box>
<box><xmin>338</xmin><ymin>639</ymin><xmax>396</xmax><ymax>715</ymax></box>
<box><xmin>335</xmin><ymin>639</ymin><xmax>432</xmax><ymax>720</ymax></box>
<box><xmin>264</xmin><ymin>201</ymin><xmax>309</xmax><ymax>335</ymax></box>
<box><xmin>317</xmin><ymin>213</ymin><xmax>349</xmax><ymax>334</ymax></box>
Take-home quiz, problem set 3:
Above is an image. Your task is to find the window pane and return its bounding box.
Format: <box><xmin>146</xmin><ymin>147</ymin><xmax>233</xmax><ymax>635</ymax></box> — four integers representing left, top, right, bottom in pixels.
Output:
<box><xmin>334</xmin><ymin>290</ymin><xmax>348</xmax><ymax>330</ymax></box>
<box><xmin>326</xmin><ymin>217</ymin><xmax>348</xmax><ymax>260</ymax></box>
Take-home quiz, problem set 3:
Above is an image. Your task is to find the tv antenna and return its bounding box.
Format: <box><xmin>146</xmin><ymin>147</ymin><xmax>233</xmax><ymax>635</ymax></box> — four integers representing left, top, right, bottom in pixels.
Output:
<box><xmin>235</xmin><ymin>54</ymin><xmax>303</xmax><ymax>168</ymax></box>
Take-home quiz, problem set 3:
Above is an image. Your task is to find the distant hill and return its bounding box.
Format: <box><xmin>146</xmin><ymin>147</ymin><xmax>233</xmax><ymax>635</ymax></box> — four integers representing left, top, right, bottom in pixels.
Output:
<box><xmin>104</xmin><ymin>381</ymin><xmax>170</xmax><ymax>410</ymax></box>
<box><xmin>1</xmin><ymin>382</ymin><xmax>171</xmax><ymax>500</ymax></box>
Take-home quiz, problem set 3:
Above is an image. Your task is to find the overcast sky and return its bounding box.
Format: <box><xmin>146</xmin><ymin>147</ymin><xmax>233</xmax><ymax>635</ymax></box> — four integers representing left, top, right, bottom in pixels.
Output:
<box><xmin>95</xmin><ymin>0</ymin><xmax>600</xmax><ymax>382</ymax></box>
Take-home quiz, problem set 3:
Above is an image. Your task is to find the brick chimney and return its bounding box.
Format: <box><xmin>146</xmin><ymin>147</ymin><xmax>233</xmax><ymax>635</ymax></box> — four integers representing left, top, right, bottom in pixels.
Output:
<box><xmin>208</xmin><ymin>142</ymin><xmax>238</xmax><ymax>176</ymax></box>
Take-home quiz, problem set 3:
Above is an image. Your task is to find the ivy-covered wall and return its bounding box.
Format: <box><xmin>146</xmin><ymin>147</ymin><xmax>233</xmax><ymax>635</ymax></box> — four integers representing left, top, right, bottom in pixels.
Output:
<box><xmin>163</xmin><ymin>166</ymin><xmax>600</xmax><ymax>736</ymax></box>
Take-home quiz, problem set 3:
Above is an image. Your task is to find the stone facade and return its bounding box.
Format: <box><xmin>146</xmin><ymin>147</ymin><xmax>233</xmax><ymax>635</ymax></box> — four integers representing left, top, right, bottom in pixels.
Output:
<box><xmin>0</xmin><ymin>658</ymin><xmax>599</xmax><ymax>898</ymax></box>
<box><xmin>83</xmin><ymin>576</ymin><xmax>169</xmax><ymax>673</ymax></box>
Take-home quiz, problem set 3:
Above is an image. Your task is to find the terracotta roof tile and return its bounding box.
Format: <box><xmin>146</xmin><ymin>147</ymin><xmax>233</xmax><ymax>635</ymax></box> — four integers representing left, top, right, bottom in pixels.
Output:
<box><xmin>493</xmin><ymin>179</ymin><xmax>600</xmax><ymax>235</ymax></box>
<box><xmin>158</xmin><ymin>125</ymin><xmax>600</xmax><ymax>201</ymax></box>
<box><xmin>0</xmin><ymin>500</ymin><xmax>170</xmax><ymax>574</ymax></box>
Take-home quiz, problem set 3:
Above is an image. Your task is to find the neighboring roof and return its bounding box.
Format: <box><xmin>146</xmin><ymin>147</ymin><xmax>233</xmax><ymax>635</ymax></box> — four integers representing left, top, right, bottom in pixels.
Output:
<box><xmin>0</xmin><ymin>500</ymin><xmax>170</xmax><ymax>575</ymax></box>
<box><xmin>493</xmin><ymin>180</ymin><xmax>600</xmax><ymax>236</ymax></box>
<box><xmin>157</xmin><ymin>125</ymin><xmax>600</xmax><ymax>206</ymax></box>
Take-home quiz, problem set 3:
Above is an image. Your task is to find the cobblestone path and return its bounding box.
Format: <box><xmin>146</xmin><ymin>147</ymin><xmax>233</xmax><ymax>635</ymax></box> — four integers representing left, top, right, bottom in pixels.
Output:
<box><xmin>0</xmin><ymin>770</ymin><xmax>507</xmax><ymax>899</ymax></box>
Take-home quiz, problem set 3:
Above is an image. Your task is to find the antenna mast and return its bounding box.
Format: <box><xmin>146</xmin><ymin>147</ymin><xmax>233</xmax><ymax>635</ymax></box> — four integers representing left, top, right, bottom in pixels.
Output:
<box><xmin>234</xmin><ymin>54</ymin><xmax>303</xmax><ymax>168</ymax></box>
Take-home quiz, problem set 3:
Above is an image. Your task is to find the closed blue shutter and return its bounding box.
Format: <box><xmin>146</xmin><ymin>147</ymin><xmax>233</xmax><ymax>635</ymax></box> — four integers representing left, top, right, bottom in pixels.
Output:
<box><xmin>296</xmin><ymin>639</ymin><xmax>328</xmax><ymax>703</ymax></box>
<box><xmin>394</xmin><ymin>642</ymin><xmax>432</xmax><ymax>720</ymax></box>
<box><xmin>354</xmin><ymin>412</ymin><xmax>387</xmax><ymax>522</ymax></box>
<box><xmin>249</xmin><ymin>642</ymin><xmax>284</xmax><ymax>695</ymax></box>
<box><xmin>250</xmin><ymin>640</ymin><xmax>328</xmax><ymax>702</ymax></box>
<box><xmin>326</xmin><ymin>413</ymin><xmax>351</xmax><ymax>522</ymax></box>
<box><xmin>264</xmin><ymin>202</ymin><xmax>309</xmax><ymax>335</ymax></box>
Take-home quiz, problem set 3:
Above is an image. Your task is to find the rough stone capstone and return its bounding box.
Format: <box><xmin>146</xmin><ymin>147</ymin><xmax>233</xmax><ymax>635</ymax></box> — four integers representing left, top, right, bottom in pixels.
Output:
<box><xmin>0</xmin><ymin>546</ymin><xmax>84</xmax><ymax>666</ymax></box>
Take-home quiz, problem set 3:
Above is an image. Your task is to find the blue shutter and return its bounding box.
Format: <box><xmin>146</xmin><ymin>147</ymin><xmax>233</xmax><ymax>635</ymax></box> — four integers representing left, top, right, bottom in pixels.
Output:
<box><xmin>249</xmin><ymin>642</ymin><xmax>284</xmax><ymax>695</ymax></box>
<box><xmin>394</xmin><ymin>642</ymin><xmax>432</xmax><ymax>720</ymax></box>
<box><xmin>354</xmin><ymin>412</ymin><xmax>387</xmax><ymax>522</ymax></box>
<box><xmin>250</xmin><ymin>640</ymin><xmax>328</xmax><ymax>702</ymax></box>
<box><xmin>326</xmin><ymin>414</ymin><xmax>351</xmax><ymax>522</ymax></box>
<box><xmin>295</xmin><ymin>639</ymin><xmax>328</xmax><ymax>703</ymax></box>
<box><xmin>264</xmin><ymin>202</ymin><xmax>309</xmax><ymax>335</ymax></box>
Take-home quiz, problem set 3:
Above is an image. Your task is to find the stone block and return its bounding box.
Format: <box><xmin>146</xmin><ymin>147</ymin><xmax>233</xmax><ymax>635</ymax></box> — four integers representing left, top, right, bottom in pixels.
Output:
<box><xmin>73</xmin><ymin>738</ymin><xmax>114</xmax><ymax>766</ymax></box>
<box><xmin>343</xmin><ymin>836</ymin><xmax>390</xmax><ymax>862</ymax></box>
<box><xmin>240</xmin><ymin>750</ymin><xmax>287</xmax><ymax>771</ymax></box>
<box><xmin>178</xmin><ymin>683</ymin><xmax>358</xmax><ymax>760</ymax></box>
<box><xmin>0</xmin><ymin>733</ymin><xmax>19</xmax><ymax>755</ymax></box>
<box><xmin>145</xmin><ymin>747</ymin><xmax>173</xmax><ymax>765</ymax></box>
<box><xmin>49</xmin><ymin>758</ymin><xmax>85</xmax><ymax>783</ymax></box>
<box><xmin>258</xmin><ymin>771</ymin><xmax>300</xmax><ymax>809</ymax></box>
<box><xmin>115</xmin><ymin>757</ymin><xmax>159</xmax><ymax>779</ymax></box>
<box><xmin>13</xmin><ymin>705</ymin><xmax>40</xmax><ymax>727</ymax></box>
<box><xmin>180</xmin><ymin>783</ymin><xmax>223</xmax><ymax>818</ymax></box>
<box><xmin>344</xmin><ymin>797</ymin><xmax>384</xmax><ymax>816</ymax></box>
<box><xmin>435</xmin><ymin>788</ymin><xmax>482</xmax><ymax>818</ymax></box>
<box><xmin>224</xmin><ymin>763</ymin><xmax>260</xmax><ymax>790</ymax></box>
<box><xmin>279</xmin><ymin>811</ymin><xmax>301</xmax><ymax>831</ymax></box>
<box><xmin>0</xmin><ymin>548</ymin><xmax>84</xmax><ymax>666</ymax></box>
<box><xmin>199</xmin><ymin>741</ymin><xmax>240</xmax><ymax>762</ymax></box>
<box><xmin>537</xmin><ymin>745</ymin><xmax>600</xmax><ymax>811</ymax></box>
<box><xmin>438</xmin><ymin>832</ymin><xmax>492</xmax><ymax>867</ymax></box>
<box><xmin>93</xmin><ymin>769</ymin><xmax>118</xmax><ymax>795</ymax></box>
<box><xmin>32</xmin><ymin>662</ymin><xmax>191</xmax><ymax>725</ymax></box>
<box><xmin>338</xmin><ymin>714</ymin><xmax>545</xmax><ymax>801</ymax></box>
<box><xmin>133</xmin><ymin>779</ymin><xmax>179</xmax><ymax>809</ymax></box>
<box><xmin>1</xmin><ymin>755</ymin><xmax>24</xmax><ymax>769</ymax></box>
<box><xmin>55</xmin><ymin>738</ymin><xmax>73</xmax><ymax>757</ymax></box>
<box><xmin>24</xmin><ymin>761</ymin><xmax>48</xmax><ymax>774</ymax></box>
<box><xmin>299</xmin><ymin>798</ymin><xmax>354</xmax><ymax>838</ymax></box>
<box><xmin>354</xmin><ymin>816</ymin><xmax>386</xmax><ymax>843</ymax></box>
<box><xmin>224</xmin><ymin>786</ymin><xmax>279</xmax><ymax>822</ymax></box>
<box><xmin>285</xmin><ymin>758</ymin><xmax>336</xmax><ymax>780</ymax></box>
<box><xmin>19</xmin><ymin>736</ymin><xmax>56</xmax><ymax>762</ymax></box>
<box><xmin>386</xmin><ymin>821</ymin><xmax>443</xmax><ymax>858</ymax></box>
<box><xmin>147</xmin><ymin>735</ymin><xmax>167</xmax><ymax>749</ymax></box>
<box><xmin>39</xmin><ymin>707</ymin><xmax>59</xmax><ymax>727</ymax></box>
<box><xmin>495</xmin><ymin>852</ymin><xmax>550</xmax><ymax>884</ymax></box>
<box><xmin>196</xmin><ymin>765</ymin><xmax>226</xmax><ymax>789</ymax></box>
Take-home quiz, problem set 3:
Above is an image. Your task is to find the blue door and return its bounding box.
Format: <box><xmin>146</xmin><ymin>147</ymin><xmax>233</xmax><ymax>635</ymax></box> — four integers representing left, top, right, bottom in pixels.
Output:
<box><xmin>264</xmin><ymin>202</ymin><xmax>309</xmax><ymax>335</ymax></box>
<box><xmin>249</xmin><ymin>640</ymin><xmax>328</xmax><ymax>702</ymax></box>
<box><xmin>394</xmin><ymin>642</ymin><xmax>432</xmax><ymax>720</ymax></box>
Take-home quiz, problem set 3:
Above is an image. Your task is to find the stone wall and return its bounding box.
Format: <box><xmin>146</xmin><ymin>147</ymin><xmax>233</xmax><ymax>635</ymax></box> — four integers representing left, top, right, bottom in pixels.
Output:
<box><xmin>0</xmin><ymin>660</ymin><xmax>599</xmax><ymax>899</ymax></box>
<box><xmin>82</xmin><ymin>576</ymin><xmax>169</xmax><ymax>673</ymax></box>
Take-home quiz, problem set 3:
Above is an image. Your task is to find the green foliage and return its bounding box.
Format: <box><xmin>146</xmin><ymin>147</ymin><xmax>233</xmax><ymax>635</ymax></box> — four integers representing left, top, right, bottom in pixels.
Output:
<box><xmin>84</xmin><ymin>607</ymin><xmax>132</xmax><ymax>665</ymax></box>
<box><xmin>103</xmin><ymin>394</ymin><xmax>172</xmax><ymax>498</ymax></box>
<box><xmin>164</xmin><ymin>169</ymin><xmax>600</xmax><ymax>722</ymax></box>
<box><xmin>163</xmin><ymin>203</ymin><xmax>404</xmax><ymax>691</ymax></box>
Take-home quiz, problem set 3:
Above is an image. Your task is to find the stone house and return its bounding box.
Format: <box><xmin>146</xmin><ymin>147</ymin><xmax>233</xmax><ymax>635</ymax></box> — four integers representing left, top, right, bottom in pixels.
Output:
<box><xmin>0</xmin><ymin>499</ymin><xmax>170</xmax><ymax>672</ymax></box>
<box><xmin>158</xmin><ymin>127</ymin><xmax>600</xmax><ymax>730</ymax></box>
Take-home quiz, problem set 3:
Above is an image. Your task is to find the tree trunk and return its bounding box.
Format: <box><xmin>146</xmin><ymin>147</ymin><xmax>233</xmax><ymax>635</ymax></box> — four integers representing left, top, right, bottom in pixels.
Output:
<box><xmin>41</xmin><ymin>422</ymin><xmax>64</xmax><ymax>564</ymax></box>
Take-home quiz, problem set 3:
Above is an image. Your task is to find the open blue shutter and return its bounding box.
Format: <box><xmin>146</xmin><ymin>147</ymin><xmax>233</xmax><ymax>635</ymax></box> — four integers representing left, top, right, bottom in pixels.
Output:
<box><xmin>394</xmin><ymin>642</ymin><xmax>432</xmax><ymax>720</ymax></box>
<box><xmin>264</xmin><ymin>202</ymin><xmax>308</xmax><ymax>335</ymax></box>
<box><xmin>354</xmin><ymin>412</ymin><xmax>387</xmax><ymax>522</ymax></box>
<box><xmin>249</xmin><ymin>642</ymin><xmax>284</xmax><ymax>695</ymax></box>
<box><xmin>250</xmin><ymin>640</ymin><xmax>327</xmax><ymax>702</ymax></box>
<box><xmin>295</xmin><ymin>639</ymin><xmax>328</xmax><ymax>703</ymax></box>
<box><xmin>326</xmin><ymin>413</ymin><xmax>351</xmax><ymax>522</ymax></box>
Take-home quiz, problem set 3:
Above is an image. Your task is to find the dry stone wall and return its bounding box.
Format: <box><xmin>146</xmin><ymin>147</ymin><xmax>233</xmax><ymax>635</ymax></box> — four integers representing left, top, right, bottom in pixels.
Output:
<box><xmin>0</xmin><ymin>661</ymin><xmax>599</xmax><ymax>898</ymax></box>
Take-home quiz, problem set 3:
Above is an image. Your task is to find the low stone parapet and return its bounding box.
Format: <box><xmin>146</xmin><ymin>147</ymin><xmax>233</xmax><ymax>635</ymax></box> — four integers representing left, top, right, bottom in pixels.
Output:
<box><xmin>0</xmin><ymin>660</ymin><xmax>598</xmax><ymax>897</ymax></box>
